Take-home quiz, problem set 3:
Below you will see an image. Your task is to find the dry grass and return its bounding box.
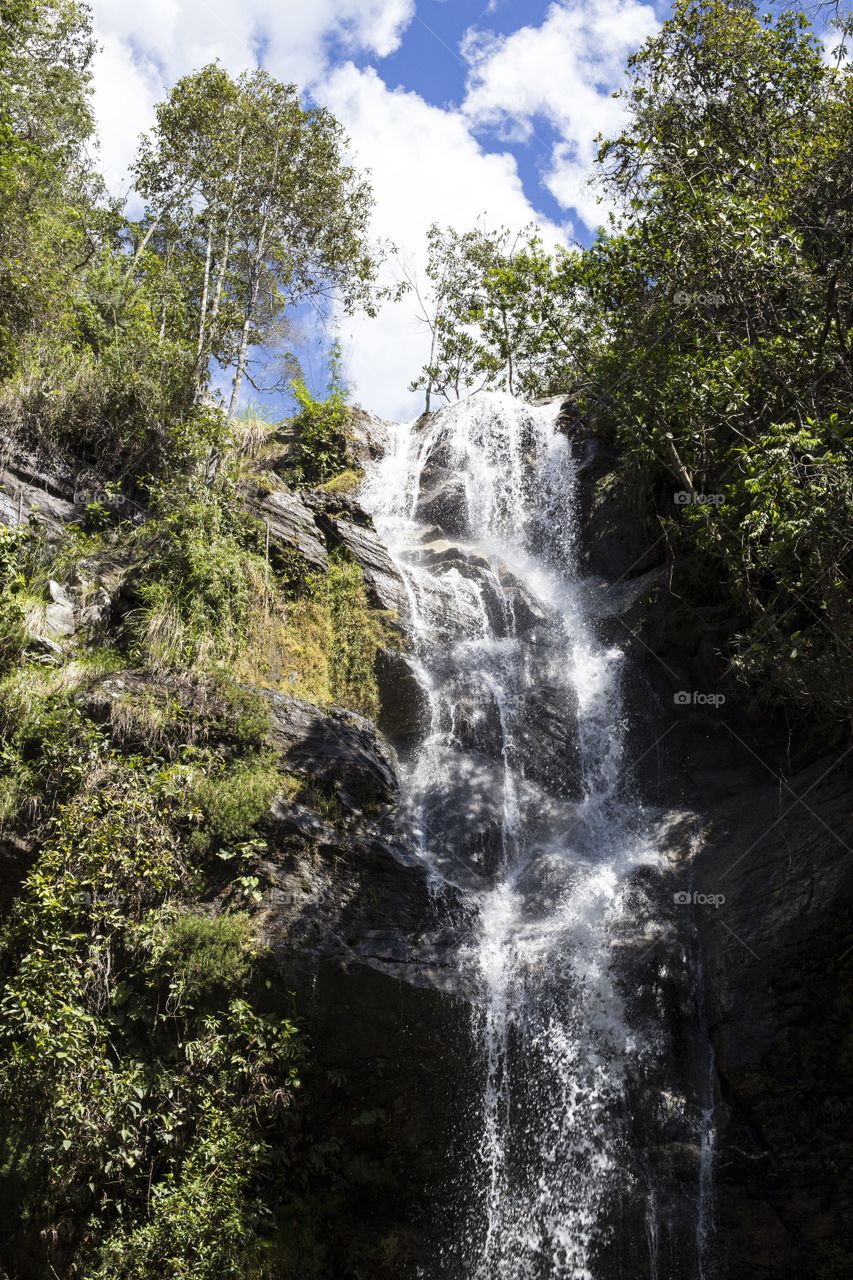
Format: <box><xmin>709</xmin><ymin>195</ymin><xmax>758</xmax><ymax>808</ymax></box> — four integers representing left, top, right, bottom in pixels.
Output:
<box><xmin>234</xmin><ymin>597</ymin><xmax>334</xmax><ymax>705</ymax></box>
<box><xmin>318</xmin><ymin>468</ymin><xmax>363</xmax><ymax>496</ymax></box>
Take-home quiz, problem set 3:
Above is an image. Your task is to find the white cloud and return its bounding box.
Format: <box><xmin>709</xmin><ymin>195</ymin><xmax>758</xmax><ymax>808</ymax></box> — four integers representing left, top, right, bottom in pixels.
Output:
<box><xmin>321</xmin><ymin>65</ymin><xmax>568</xmax><ymax>419</ymax></box>
<box><xmin>89</xmin><ymin>0</ymin><xmax>416</xmax><ymax>190</ymax></box>
<box><xmin>821</xmin><ymin>24</ymin><xmax>851</xmax><ymax>68</ymax></box>
<box><xmin>461</xmin><ymin>0</ymin><xmax>659</xmax><ymax>229</ymax></box>
<box><xmin>92</xmin><ymin>32</ymin><xmax>160</xmax><ymax>204</ymax></box>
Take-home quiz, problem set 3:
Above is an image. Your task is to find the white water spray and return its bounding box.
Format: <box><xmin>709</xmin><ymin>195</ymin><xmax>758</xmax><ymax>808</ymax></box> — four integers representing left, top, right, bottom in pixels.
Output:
<box><xmin>362</xmin><ymin>392</ymin><xmax>710</xmax><ymax>1278</ymax></box>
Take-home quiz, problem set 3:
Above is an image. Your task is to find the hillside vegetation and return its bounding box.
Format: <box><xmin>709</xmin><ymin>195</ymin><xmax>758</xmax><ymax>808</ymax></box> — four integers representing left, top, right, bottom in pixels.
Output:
<box><xmin>0</xmin><ymin>3</ymin><xmax>389</xmax><ymax>1275</ymax></box>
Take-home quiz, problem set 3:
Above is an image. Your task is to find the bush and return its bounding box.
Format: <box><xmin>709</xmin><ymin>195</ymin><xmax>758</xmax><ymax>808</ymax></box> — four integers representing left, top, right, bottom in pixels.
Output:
<box><xmin>130</xmin><ymin>488</ymin><xmax>265</xmax><ymax>669</ymax></box>
<box><xmin>235</xmin><ymin>553</ymin><xmax>384</xmax><ymax>718</ymax></box>
<box><xmin>148</xmin><ymin>912</ymin><xmax>256</xmax><ymax>1007</ymax></box>
<box><xmin>282</xmin><ymin>348</ymin><xmax>355</xmax><ymax>488</ymax></box>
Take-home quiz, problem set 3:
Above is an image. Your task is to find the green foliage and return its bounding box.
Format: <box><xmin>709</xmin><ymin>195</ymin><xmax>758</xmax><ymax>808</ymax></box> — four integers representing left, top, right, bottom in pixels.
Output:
<box><xmin>0</xmin><ymin>669</ymin><xmax>299</xmax><ymax>1278</ymax></box>
<box><xmin>183</xmin><ymin>759</ymin><xmax>280</xmax><ymax>849</ymax></box>
<box><xmin>816</xmin><ymin>1241</ymin><xmax>853</xmax><ymax>1279</ymax></box>
<box><xmin>585</xmin><ymin>0</ymin><xmax>853</xmax><ymax>729</ymax></box>
<box><xmin>145</xmin><ymin>911</ymin><xmax>256</xmax><ymax>1008</ymax></box>
<box><xmin>130</xmin><ymin>483</ymin><xmax>266</xmax><ymax>669</ymax></box>
<box><xmin>420</xmin><ymin>0</ymin><xmax>853</xmax><ymax>731</ymax></box>
<box><xmin>90</xmin><ymin>1106</ymin><xmax>266</xmax><ymax>1280</ymax></box>
<box><xmin>234</xmin><ymin>549</ymin><xmax>385</xmax><ymax>719</ymax></box>
<box><xmin>0</xmin><ymin>8</ymin><xmax>398</xmax><ymax>1275</ymax></box>
<box><xmin>319</xmin><ymin>468</ymin><xmax>363</xmax><ymax>496</ymax></box>
<box><xmin>284</xmin><ymin>345</ymin><xmax>355</xmax><ymax>486</ymax></box>
<box><xmin>131</xmin><ymin>65</ymin><xmax>379</xmax><ymax>416</ymax></box>
<box><xmin>321</xmin><ymin>556</ymin><xmax>385</xmax><ymax>720</ymax></box>
<box><xmin>0</xmin><ymin>522</ymin><xmax>35</xmax><ymax>671</ymax></box>
<box><xmin>0</xmin><ymin>0</ymin><xmax>96</xmax><ymax>376</ymax></box>
<box><xmin>409</xmin><ymin>223</ymin><xmax>585</xmax><ymax>406</ymax></box>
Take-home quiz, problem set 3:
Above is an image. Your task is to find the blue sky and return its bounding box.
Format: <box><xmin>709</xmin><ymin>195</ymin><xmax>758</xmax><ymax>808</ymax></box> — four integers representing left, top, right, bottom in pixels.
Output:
<box><xmin>90</xmin><ymin>0</ymin><xmax>667</xmax><ymax>416</ymax></box>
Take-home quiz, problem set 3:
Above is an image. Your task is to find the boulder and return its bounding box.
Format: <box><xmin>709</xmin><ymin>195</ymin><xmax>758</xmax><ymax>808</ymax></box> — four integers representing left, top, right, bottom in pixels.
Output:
<box><xmin>0</xmin><ymin>441</ymin><xmax>78</xmax><ymax>530</ymax></box>
<box><xmin>414</xmin><ymin>473</ymin><xmax>469</xmax><ymax>538</ymax></box>
<box><xmin>375</xmin><ymin>647</ymin><xmax>430</xmax><ymax>750</ymax></box>
<box><xmin>584</xmin><ymin>564</ymin><xmax>667</xmax><ymax>620</ymax></box>
<box><xmin>346</xmin><ymin>406</ymin><xmax>393</xmax><ymax>467</ymax></box>
<box><xmin>43</xmin><ymin>580</ymin><xmax>75</xmax><ymax>637</ymax></box>
<box><xmin>252</xmin><ymin>487</ymin><xmax>329</xmax><ymax>573</ymax></box>
<box><xmin>266</xmin><ymin>692</ymin><xmax>399</xmax><ymax>810</ymax></box>
<box><xmin>309</xmin><ymin>497</ymin><xmax>410</xmax><ymax>619</ymax></box>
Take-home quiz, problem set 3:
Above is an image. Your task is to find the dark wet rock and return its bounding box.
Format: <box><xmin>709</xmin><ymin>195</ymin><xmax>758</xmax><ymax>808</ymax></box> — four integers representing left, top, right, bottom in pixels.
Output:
<box><xmin>615</xmin><ymin>572</ymin><xmax>853</xmax><ymax>1276</ymax></box>
<box><xmin>573</xmin><ymin>462</ymin><xmax>664</xmax><ymax>583</ymax></box>
<box><xmin>245</xmin><ymin>687</ymin><xmax>475</xmax><ymax>1277</ymax></box>
<box><xmin>515</xmin><ymin>681</ymin><xmax>583</xmax><ymax>798</ymax></box>
<box><xmin>414</xmin><ymin>473</ymin><xmax>469</xmax><ymax>538</ymax></box>
<box><xmin>374</xmin><ymin>647</ymin><xmax>430</xmax><ymax>750</ymax></box>
<box><xmin>266</xmin><ymin>691</ymin><xmax>399</xmax><ymax>811</ymax></box>
<box><xmin>688</xmin><ymin>759</ymin><xmax>853</xmax><ymax>1279</ymax></box>
<box><xmin>585</xmin><ymin>564</ymin><xmax>667</xmax><ymax>620</ymax></box>
<box><xmin>412</xmin><ymin>536</ymin><xmax>491</xmax><ymax>576</ymax></box>
<box><xmin>259</xmin><ymin>802</ymin><xmax>464</xmax><ymax>993</ymax></box>
<box><xmin>497</xmin><ymin>567</ymin><xmax>553</xmax><ymax>632</ymax></box>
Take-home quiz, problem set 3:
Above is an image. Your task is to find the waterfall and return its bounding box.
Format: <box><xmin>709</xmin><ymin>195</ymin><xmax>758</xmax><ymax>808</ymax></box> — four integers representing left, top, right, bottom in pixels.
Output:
<box><xmin>362</xmin><ymin>392</ymin><xmax>711</xmax><ymax>1279</ymax></box>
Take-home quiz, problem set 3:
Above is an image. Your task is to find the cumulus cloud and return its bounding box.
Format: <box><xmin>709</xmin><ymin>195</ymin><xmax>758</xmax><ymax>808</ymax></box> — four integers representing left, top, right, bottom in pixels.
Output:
<box><xmin>321</xmin><ymin>65</ymin><xmax>568</xmax><ymax>419</ymax></box>
<box><xmin>89</xmin><ymin>0</ymin><xmax>416</xmax><ymax>188</ymax></box>
<box><xmin>461</xmin><ymin>0</ymin><xmax>659</xmax><ymax>229</ymax></box>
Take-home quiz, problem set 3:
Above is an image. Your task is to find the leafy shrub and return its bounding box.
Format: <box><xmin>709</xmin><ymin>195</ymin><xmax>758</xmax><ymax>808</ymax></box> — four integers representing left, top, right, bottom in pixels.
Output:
<box><xmin>236</xmin><ymin>553</ymin><xmax>384</xmax><ymax>718</ymax></box>
<box><xmin>147</xmin><ymin>911</ymin><xmax>256</xmax><ymax>1007</ymax></box>
<box><xmin>130</xmin><ymin>487</ymin><xmax>265</xmax><ymax>669</ymax></box>
<box><xmin>183</xmin><ymin>759</ymin><xmax>279</xmax><ymax>848</ymax></box>
<box><xmin>282</xmin><ymin>349</ymin><xmax>355</xmax><ymax>488</ymax></box>
<box><xmin>0</xmin><ymin>670</ymin><xmax>298</xmax><ymax>1277</ymax></box>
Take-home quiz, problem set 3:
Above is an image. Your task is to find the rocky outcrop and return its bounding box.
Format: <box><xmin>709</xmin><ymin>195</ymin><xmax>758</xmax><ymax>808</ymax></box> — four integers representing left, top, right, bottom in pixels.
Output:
<box><xmin>251</xmin><ymin>688</ymin><xmax>471</xmax><ymax>1275</ymax></box>
<box><xmin>267</xmin><ymin>692</ymin><xmax>399</xmax><ymax>810</ymax></box>
<box><xmin>0</xmin><ymin>440</ymin><xmax>78</xmax><ymax>530</ymax></box>
<box><xmin>306</xmin><ymin>491</ymin><xmax>410</xmax><ymax>618</ymax></box>
<box><xmin>253</xmin><ymin>487</ymin><xmax>330</xmax><ymax>572</ymax></box>
<box><xmin>567</xmin><ymin>395</ymin><xmax>853</xmax><ymax>1278</ymax></box>
<box><xmin>346</xmin><ymin>406</ymin><xmax>392</xmax><ymax>467</ymax></box>
<box><xmin>245</xmin><ymin>477</ymin><xmax>411</xmax><ymax>620</ymax></box>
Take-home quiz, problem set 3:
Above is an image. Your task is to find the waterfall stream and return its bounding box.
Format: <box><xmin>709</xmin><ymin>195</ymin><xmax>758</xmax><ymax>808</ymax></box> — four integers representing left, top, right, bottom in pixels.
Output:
<box><xmin>362</xmin><ymin>392</ymin><xmax>711</xmax><ymax>1280</ymax></box>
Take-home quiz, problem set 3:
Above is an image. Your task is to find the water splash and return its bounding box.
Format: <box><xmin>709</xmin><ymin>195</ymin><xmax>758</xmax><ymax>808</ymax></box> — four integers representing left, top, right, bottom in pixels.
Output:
<box><xmin>362</xmin><ymin>392</ymin><xmax>707</xmax><ymax>1278</ymax></box>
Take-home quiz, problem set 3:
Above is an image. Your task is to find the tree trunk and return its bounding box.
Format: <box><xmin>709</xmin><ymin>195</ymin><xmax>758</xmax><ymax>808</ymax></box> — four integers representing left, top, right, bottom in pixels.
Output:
<box><xmin>228</xmin><ymin>265</ymin><xmax>261</xmax><ymax>418</ymax></box>
<box><xmin>122</xmin><ymin>202</ymin><xmax>174</xmax><ymax>283</ymax></box>
<box><xmin>502</xmin><ymin>307</ymin><xmax>514</xmax><ymax>395</ymax></box>
<box><xmin>228</xmin><ymin>206</ymin><xmax>269</xmax><ymax>419</ymax></box>
<box><xmin>198</xmin><ymin>134</ymin><xmax>245</xmax><ymax>395</ymax></box>
<box><xmin>196</xmin><ymin>217</ymin><xmax>214</xmax><ymax>361</ymax></box>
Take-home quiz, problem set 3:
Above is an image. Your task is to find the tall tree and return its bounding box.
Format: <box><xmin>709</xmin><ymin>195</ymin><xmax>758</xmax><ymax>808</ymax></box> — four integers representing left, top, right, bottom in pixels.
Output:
<box><xmin>408</xmin><ymin>223</ymin><xmax>592</xmax><ymax>407</ymax></box>
<box><xmin>0</xmin><ymin>0</ymin><xmax>96</xmax><ymax>372</ymax></box>
<box><xmin>130</xmin><ymin>66</ymin><xmax>379</xmax><ymax>416</ymax></box>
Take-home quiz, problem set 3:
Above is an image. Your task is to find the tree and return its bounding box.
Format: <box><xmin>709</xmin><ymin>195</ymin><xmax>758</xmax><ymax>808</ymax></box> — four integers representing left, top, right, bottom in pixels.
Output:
<box><xmin>408</xmin><ymin>223</ymin><xmax>593</xmax><ymax>408</ymax></box>
<box><xmin>129</xmin><ymin>65</ymin><xmax>379</xmax><ymax>416</ymax></box>
<box><xmin>0</xmin><ymin>0</ymin><xmax>97</xmax><ymax>372</ymax></box>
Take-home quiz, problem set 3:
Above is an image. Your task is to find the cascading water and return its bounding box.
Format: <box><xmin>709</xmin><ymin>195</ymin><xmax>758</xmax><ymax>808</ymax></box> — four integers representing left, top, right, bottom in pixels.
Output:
<box><xmin>362</xmin><ymin>392</ymin><xmax>712</xmax><ymax>1279</ymax></box>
